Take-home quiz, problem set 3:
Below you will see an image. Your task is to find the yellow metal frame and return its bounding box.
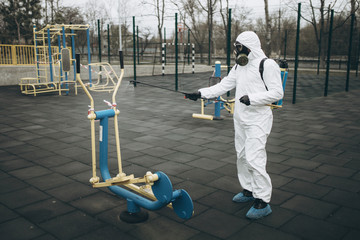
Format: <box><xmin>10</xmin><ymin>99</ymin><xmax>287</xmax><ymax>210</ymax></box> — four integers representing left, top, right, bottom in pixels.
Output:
<box><xmin>19</xmin><ymin>54</ymin><xmax>77</xmax><ymax>96</ymax></box>
<box><xmin>19</xmin><ymin>77</ymin><xmax>57</xmax><ymax>96</ymax></box>
<box><xmin>192</xmin><ymin>99</ymin><xmax>214</xmax><ymax>120</ymax></box>
<box><xmin>18</xmin><ymin>24</ymin><xmax>88</xmax><ymax>96</ymax></box>
<box><xmin>219</xmin><ymin>97</ymin><xmax>235</xmax><ymax>113</ymax></box>
<box><xmin>86</xmin><ymin>62</ymin><xmax>119</xmax><ymax>92</ymax></box>
<box><xmin>0</xmin><ymin>44</ymin><xmax>36</xmax><ymax>65</ymax></box>
<box><xmin>192</xmin><ymin>97</ymin><xmax>235</xmax><ymax>120</ymax></box>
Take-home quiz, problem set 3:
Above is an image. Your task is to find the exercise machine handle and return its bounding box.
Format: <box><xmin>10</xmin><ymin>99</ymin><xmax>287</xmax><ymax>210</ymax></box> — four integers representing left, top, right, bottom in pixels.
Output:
<box><xmin>76</xmin><ymin>54</ymin><xmax>81</xmax><ymax>74</ymax></box>
<box><xmin>119</xmin><ymin>51</ymin><xmax>124</xmax><ymax>69</ymax></box>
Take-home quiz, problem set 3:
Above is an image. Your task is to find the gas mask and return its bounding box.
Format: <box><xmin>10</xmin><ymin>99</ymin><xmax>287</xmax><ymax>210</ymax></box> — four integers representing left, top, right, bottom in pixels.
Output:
<box><xmin>234</xmin><ymin>41</ymin><xmax>250</xmax><ymax>66</ymax></box>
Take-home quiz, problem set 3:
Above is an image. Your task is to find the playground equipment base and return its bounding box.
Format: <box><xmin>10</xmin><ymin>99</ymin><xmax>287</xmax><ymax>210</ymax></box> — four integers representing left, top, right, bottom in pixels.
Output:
<box><xmin>212</xmin><ymin>116</ymin><xmax>224</xmax><ymax>120</ymax></box>
<box><xmin>192</xmin><ymin>113</ymin><xmax>213</xmax><ymax>120</ymax></box>
<box><xmin>120</xmin><ymin>210</ymin><xmax>149</xmax><ymax>223</ymax></box>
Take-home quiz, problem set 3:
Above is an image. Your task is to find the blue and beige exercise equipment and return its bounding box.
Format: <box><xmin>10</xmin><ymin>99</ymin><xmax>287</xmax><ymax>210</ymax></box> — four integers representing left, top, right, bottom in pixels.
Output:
<box><xmin>192</xmin><ymin>61</ymin><xmax>234</xmax><ymax>120</ymax></box>
<box><xmin>192</xmin><ymin>61</ymin><xmax>288</xmax><ymax>120</ymax></box>
<box><xmin>71</xmin><ymin>51</ymin><xmax>194</xmax><ymax>223</ymax></box>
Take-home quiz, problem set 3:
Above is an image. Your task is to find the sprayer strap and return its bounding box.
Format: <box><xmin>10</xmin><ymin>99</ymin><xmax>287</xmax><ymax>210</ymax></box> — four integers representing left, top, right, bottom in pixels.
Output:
<box><xmin>259</xmin><ymin>58</ymin><xmax>268</xmax><ymax>91</ymax></box>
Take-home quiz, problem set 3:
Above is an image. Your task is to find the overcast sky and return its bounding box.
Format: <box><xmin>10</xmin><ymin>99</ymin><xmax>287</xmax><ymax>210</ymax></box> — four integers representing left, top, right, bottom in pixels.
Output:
<box><xmin>61</xmin><ymin>0</ymin><xmax>284</xmax><ymax>33</ymax></box>
<box><xmin>60</xmin><ymin>0</ymin><xmax>348</xmax><ymax>36</ymax></box>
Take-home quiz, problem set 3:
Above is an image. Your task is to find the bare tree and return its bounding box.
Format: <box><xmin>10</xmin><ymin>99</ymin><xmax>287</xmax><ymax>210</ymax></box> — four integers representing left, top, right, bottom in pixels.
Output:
<box><xmin>218</xmin><ymin>0</ymin><xmax>252</xmax><ymax>53</ymax></box>
<box><xmin>83</xmin><ymin>0</ymin><xmax>110</xmax><ymax>54</ymax></box>
<box><xmin>197</xmin><ymin>0</ymin><xmax>218</xmax><ymax>64</ymax></box>
<box><xmin>141</xmin><ymin>0</ymin><xmax>165</xmax><ymax>43</ymax></box>
<box><xmin>264</xmin><ymin>0</ymin><xmax>271</xmax><ymax>56</ymax></box>
<box><xmin>172</xmin><ymin>0</ymin><xmax>208</xmax><ymax>63</ymax></box>
<box><xmin>290</xmin><ymin>0</ymin><xmax>359</xmax><ymax>70</ymax></box>
<box><xmin>43</xmin><ymin>0</ymin><xmax>64</xmax><ymax>24</ymax></box>
<box><xmin>218</xmin><ymin>0</ymin><xmax>229</xmax><ymax>37</ymax></box>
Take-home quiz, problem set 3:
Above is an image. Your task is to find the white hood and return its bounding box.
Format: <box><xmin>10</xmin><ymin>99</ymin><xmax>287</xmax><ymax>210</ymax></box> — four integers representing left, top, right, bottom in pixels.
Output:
<box><xmin>236</xmin><ymin>31</ymin><xmax>266</xmax><ymax>60</ymax></box>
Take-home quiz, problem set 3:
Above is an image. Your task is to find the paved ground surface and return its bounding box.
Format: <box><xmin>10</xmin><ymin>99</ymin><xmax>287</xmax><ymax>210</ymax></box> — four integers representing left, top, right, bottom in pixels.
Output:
<box><xmin>0</xmin><ymin>69</ymin><xmax>360</xmax><ymax>240</ymax></box>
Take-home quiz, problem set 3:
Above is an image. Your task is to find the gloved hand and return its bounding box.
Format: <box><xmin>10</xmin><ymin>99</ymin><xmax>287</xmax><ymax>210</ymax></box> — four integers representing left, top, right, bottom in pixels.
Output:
<box><xmin>185</xmin><ymin>92</ymin><xmax>201</xmax><ymax>101</ymax></box>
<box><xmin>240</xmin><ymin>95</ymin><xmax>250</xmax><ymax>106</ymax></box>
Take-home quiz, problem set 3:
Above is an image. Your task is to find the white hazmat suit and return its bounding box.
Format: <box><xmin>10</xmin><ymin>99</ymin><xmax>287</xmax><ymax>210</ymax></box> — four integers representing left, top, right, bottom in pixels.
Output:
<box><xmin>199</xmin><ymin>31</ymin><xmax>283</xmax><ymax>203</ymax></box>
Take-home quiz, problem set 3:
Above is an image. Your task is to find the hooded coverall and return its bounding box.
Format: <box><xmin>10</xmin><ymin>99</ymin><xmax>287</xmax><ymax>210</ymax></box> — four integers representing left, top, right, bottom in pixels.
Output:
<box><xmin>199</xmin><ymin>31</ymin><xmax>283</xmax><ymax>203</ymax></box>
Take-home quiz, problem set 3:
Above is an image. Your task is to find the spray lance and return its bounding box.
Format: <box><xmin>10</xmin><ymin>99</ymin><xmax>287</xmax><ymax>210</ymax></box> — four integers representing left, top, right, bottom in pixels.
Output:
<box><xmin>129</xmin><ymin>80</ymin><xmax>194</xmax><ymax>99</ymax></box>
<box><xmin>128</xmin><ymin>79</ymin><xmax>227</xmax><ymax>102</ymax></box>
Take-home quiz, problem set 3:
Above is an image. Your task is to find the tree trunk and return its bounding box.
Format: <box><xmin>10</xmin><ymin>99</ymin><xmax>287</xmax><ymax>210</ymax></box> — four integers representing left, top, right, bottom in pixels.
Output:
<box><xmin>264</xmin><ymin>0</ymin><xmax>271</xmax><ymax>56</ymax></box>
<box><xmin>15</xmin><ymin>18</ymin><xmax>21</xmax><ymax>44</ymax></box>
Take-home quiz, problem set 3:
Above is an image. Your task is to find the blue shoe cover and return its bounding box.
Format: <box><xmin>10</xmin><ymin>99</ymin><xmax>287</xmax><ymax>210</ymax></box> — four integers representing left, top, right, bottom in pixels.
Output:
<box><xmin>246</xmin><ymin>204</ymin><xmax>272</xmax><ymax>219</ymax></box>
<box><xmin>232</xmin><ymin>192</ymin><xmax>255</xmax><ymax>203</ymax></box>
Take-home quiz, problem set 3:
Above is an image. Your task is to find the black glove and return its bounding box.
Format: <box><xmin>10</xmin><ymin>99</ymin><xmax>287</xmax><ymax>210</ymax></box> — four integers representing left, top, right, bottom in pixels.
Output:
<box><xmin>185</xmin><ymin>92</ymin><xmax>201</xmax><ymax>101</ymax></box>
<box><xmin>240</xmin><ymin>95</ymin><xmax>250</xmax><ymax>106</ymax></box>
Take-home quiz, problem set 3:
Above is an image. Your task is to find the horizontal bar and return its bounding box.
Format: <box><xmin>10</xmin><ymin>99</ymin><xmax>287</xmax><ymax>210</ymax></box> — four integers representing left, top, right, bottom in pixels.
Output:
<box><xmin>95</xmin><ymin>109</ymin><xmax>115</xmax><ymax>120</ymax></box>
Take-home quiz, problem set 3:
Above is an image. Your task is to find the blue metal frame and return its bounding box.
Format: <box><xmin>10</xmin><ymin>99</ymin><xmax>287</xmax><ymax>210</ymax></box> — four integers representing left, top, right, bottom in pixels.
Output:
<box><xmin>94</xmin><ymin>108</ymin><xmax>193</xmax><ymax>218</ymax></box>
<box><xmin>47</xmin><ymin>28</ymin><xmax>54</xmax><ymax>83</ymax></box>
<box><xmin>214</xmin><ymin>62</ymin><xmax>222</xmax><ymax>119</ymax></box>
<box><xmin>274</xmin><ymin>70</ymin><xmax>288</xmax><ymax>106</ymax></box>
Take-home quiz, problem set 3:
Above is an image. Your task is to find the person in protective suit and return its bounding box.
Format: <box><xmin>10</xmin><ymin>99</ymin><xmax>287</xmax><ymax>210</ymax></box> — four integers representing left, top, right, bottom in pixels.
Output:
<box><xmin>185</xmin><ymin>31</ymin><xmax>283</xmax><ymax>219</ymax></box>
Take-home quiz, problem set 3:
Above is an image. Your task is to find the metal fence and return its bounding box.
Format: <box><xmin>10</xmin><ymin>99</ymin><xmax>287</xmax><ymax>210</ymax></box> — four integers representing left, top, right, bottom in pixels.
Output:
<box><xmin>0</xmin><ymin>45</ymin><xmax>36</xmax><ymax>65</ymax></box>
<box><xmin>0</xmin><ymin>44</ymin><xmax>68</xmax><ymax>65</ymax></box>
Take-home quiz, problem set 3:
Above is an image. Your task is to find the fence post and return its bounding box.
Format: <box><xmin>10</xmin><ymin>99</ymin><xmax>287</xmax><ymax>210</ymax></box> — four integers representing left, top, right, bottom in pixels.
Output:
<box><xmin>133</xmin><ymin>16</ymin><xmax>137</xmax><ymax>86</ymax></box>
<box><xmin>97</xmin><ymin>19</ymin><xmax>102</xmax><ymax>82</ymax></box>
<box><xmin>226</xmin><ymin>8</ymin><xmax>231</xmax><ymax>74</ymax></box>
<box><xmin>192</xmin><ymin>43</ymin><xmax>195</xmax><ymax>74</ymax></box>
<box><xmin>175</xmin><ymin>13</ymin><xmax>178</xmax><ymax>91</ymax></box>
<box><xmin>162</xmin><ymin>43</ymin><xmax>165</xmax><ymax>76</ymax></box>
<box><xmin>98</xmin><ymin>19</ymin><xmax>101</xmax><ymax>63</ymax></box>
<box><xmin>226</xmin><ymin>8</ymin><xmax>232</xmax><ymax>97</ymax></box>
<box><xmin>137</xmin><ymin>26</ymin><xmax>140</xmax><ymax>64</ymax></box>
<box><xmin>356</xmin><ymin>32</ymin><xmax>360</xmax><ymax>77</ymax></box>
<box><xmin>86</xmin><ymin>28</ymin><xmax>92</xmax><ymax>85</ymax></box>
<box><xmin>324</xmin><ymin>9</ymin><xmax>334</xmax><ymax>97</ymax></box>
<box><xmin>108</xmin><ymin>24</ymin><xmax>110</xmax><ymax>63</ymax></box>
<box><xmin>208</xmin><ymin>29</ymin><xmax>211</xmax><ymax>66</ymax></box>
<box><xmin>11</xmin><ymin>45</ymin><xmax>17</xmax><ymax>65</ymax></box>
<box><xmin>188</xmin><ymin>29</ymin><xmax>190</xmax><ymax>65</ymax></box>
<box><xmin>346</xmin><ymin>13</ymin><xmax>355</xmax><ymax>92</ymax></box>
<box><xmin>292</xmin><ymin>3</ymin><xmax>301</xmax><ymax>104</ymax></box>
<box><xmin>284</xmin><ymin>30</ymin><xmax>287</xmax><ymax>59</ymax></box>
<box><xmin>164</xmin><ymin>27</ymin><xmax>166</xmax><ymax>65</ymax></box>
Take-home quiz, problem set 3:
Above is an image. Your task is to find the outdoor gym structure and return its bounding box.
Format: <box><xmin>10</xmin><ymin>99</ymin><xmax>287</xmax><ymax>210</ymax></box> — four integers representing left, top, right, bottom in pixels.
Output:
<box><xmin>19</xmin><ymin>24</ymin><xmax>94</xmax><ymax>96</ymax></box>
<box><xmin>64</xmin><ymin>49</ymin><xmax>194</xmax><ymax>223</ymax></box>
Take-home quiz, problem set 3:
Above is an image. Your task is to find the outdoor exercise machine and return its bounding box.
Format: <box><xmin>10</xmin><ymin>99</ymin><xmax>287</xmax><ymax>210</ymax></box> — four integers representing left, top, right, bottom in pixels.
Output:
<box><xmin>192</xmin><ymin>61</ymin><xmax>233</xmax><ymax>120</ymax></box>
<box><xmin>66</xmin><ymin>50</ymin><xmax>194</xmax><ymax>223</ymax></box>
<box><xmin>192</xmin><ymin>61</ymin><xmax>288</xmax><ymax>120</ymax></box>
<box><xmin>85</xmin><ymin>62</ymin><xmax>119</xmax><ymax>92</ymax></box>
<box><xmin>19</xmin><ymin>24</ymin><xmax>93</xmax><ymax>96</ymax></box>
